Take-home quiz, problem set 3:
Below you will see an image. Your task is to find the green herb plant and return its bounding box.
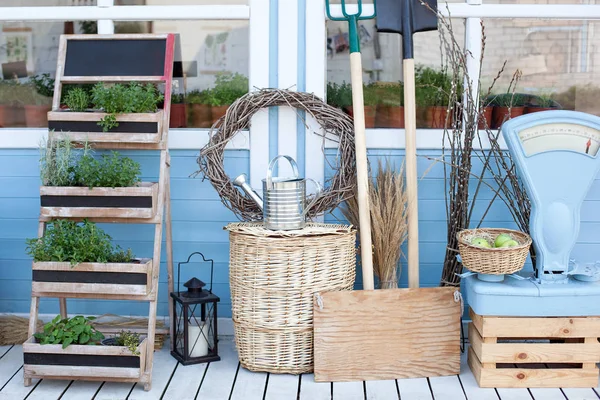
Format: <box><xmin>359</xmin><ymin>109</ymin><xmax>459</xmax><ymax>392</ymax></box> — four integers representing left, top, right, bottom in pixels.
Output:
<box><xmin>64</xmin><ymin>87</ymin><xmax>91</xmax><ymax>111</ymax></box>
<box><xmin>34</xmin><ymin>315</ymin><xmax>104</xmax><ymax>348</ymax></box>
<box><xmin>26</xmin><ymin>219</ymin><xmax>135</xmax><ymax>266</ymax></box>
<box><xmin>29</xmin><ymin>73</ymin><xmax>55</xmax><ymax>98</ymax></box>
<box><xmin>415</xmin><ymin>66</ymin><xmax>453</xmax><ymax>107</ymax></box>
<box><xmin>209</xmin><ymin>72</ymin><xmax>248</xmax><ymax>106</ymax></box>
<box><xmin>171</xmin><ymin>93</ymin><xmax>185</xmax><ymax>104</ymax></box>
<box><xmin>491</xmin><ymin>93</ymin><xmax>527</xmax><ymax>108</ymax></box>
<box><xmin>40</xmin><ymin>137</ymin><xmax>78</xmax><ymax>187</ymax></box>
<box><xmin>114</xmin><ymin>330</ymin><xmax>141</xmax><ymax>355</ymax></box>
<box><xmin>0</xmin><ymin>80</ymin><xmax>18</xmax><ymax>106</ymax></box>
<box><xmin>91</xmin><ymin>82</ymin><xmax>164</xmax><ymax>131</ymax></box>
<box><xmin>362</xmin><ymin>83</ymin><xmax>379</xmax><ymax>107</ymax></box>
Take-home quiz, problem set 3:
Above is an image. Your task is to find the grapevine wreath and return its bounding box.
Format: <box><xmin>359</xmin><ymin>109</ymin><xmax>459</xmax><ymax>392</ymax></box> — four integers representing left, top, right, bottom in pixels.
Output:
<box><xmin>195</xmin><ymin>88</ymin><xmax>357</xmax><ymax>222</ymax></box>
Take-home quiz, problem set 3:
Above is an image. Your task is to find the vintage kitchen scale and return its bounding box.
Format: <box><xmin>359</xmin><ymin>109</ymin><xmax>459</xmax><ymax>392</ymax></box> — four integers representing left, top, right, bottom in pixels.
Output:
<box><xmin>466</xmin><ymin>111</ymin><xmax>600</xmax><ymax>389</ymax></box>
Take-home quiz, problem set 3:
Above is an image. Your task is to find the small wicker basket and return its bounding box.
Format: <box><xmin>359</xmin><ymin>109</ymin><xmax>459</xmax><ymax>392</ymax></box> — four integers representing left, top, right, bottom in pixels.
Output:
<box><xmin>226</xmin><ymin>222</ymin><xmax>356</xmax><ymax>374</ymax></box>
<box><xmin>457</xmin><ymin>228</ymin><xmax>532</xmax><ymax>275</ymax></box>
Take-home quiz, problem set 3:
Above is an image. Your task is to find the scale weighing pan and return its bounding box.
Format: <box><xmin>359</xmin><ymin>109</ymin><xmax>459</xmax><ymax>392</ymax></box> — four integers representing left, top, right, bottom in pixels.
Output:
<box><xmin>465</xmin><ymin>110</ymin><xmax>600</xmax><ymax>317</ymax></box>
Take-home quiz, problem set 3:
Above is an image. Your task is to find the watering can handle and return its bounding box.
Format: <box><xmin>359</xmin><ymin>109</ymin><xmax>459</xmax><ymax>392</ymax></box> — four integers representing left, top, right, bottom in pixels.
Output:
<box><xmin>303</xmin><ymin>178</ymin><xmax>323</xmax><ymax>218</ymax></box>
<box><xmin>266</xmin><ymin>155</ymin><xmax>299</xmax><ymax>189</ymax></box>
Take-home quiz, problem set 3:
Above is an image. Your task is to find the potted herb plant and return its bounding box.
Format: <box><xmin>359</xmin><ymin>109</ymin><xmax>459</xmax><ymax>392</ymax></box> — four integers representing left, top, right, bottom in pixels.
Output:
<box><xmin>187</xmin><ymin>89</ymin><xmax>213</xmax><ymax>128</ymax></box>
<box><xmin>376</xmin><ymin>82</ymin><xmax>404</xmax><ymax>128</ymax></box>
<box><xmin>337</xmin><ymin>82</ymin><xmax>353</xmax><ymax>117</ymax></box>
<box><xmin>39</xmin><ymin>137</ymin><xmax>159</xmax><ymax>219</ymax></box>
<box><xmin>0</xmin><ymin>80</ymin><xmax>18</xmax><ymax>127</ymax></box>
<box><xmin>102</xmin><ymin>330</ymin><xmax>142</xmax><ymax>356</ymax></box>
<box><xmin>26</xmin><ymin>219</ymin><xmax>152</xmax><ymax>296</ymax></box>
<box><xmin>169</xmin><ymin>92</ymin><xmax>187</xmax><ymax>128</ymax></box>
<box><xmin>23</xmin><ymin>73</ymin><xmax>54</xmax><ymax>127</ymax></box>
<box><xmin>478</xmin><ymin>93</ymin><xmax>494</xmax><ymax>129</ymax></box>
<box><xmin>24</xmin><ymin>315</ymin><xmax>146</xmax><ymax>381</ymax></box>
<box><xmin>525</xmin><ymin>91</ymin><xmax>559</xmax><ymax>114</ymax></box>
<box><xmin>209</xmin><ymin>72</ymin><xmax>249</xmax><ymax>123</ymax></box>
<box><xmin>362</xmin><ymin>83</ymin><xmax>378</xmax><ymax>128</ymax></box>
<box><xmin>416</xmin><ymin>66</ymin><xmax>453</xmax><ymax>129</ymax></box>
<box><xmin>62</xmin><ymin>86</ymin><xmax>91</xmax><ymax>111</ymax></box>
<box><xmin>490</xmin><ymin>93</ymin><xmax>527</xmax><ymax>129</ymax></box>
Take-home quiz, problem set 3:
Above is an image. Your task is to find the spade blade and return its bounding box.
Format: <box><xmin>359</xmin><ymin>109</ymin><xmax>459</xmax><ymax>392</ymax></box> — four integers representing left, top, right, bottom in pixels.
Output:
<box><xmin>375</xmin><ymin>0</ymin><xmax>438</xmax><ymax>35</ymax></box>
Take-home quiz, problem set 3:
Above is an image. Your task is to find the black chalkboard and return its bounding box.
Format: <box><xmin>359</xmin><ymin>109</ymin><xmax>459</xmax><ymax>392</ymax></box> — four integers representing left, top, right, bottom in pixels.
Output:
<box><xmin>64</xmin><ymin>39</ymin><xmax>167</xmax><ymax>77</ymax></box>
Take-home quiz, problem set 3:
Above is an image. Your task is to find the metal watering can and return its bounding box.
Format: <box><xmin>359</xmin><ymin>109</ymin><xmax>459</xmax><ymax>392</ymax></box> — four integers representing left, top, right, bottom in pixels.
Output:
<box><xmin>233</xmin><ymin>155</ymin><xmax>322</xmax><ymax>230</ymax></box>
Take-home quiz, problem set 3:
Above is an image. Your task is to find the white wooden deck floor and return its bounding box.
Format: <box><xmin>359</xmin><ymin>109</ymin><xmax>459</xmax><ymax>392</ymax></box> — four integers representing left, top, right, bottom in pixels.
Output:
<box><xmin>1</xmin><ymin>339</ymin><xmax>599</xmax><ymax>400</ymax></box>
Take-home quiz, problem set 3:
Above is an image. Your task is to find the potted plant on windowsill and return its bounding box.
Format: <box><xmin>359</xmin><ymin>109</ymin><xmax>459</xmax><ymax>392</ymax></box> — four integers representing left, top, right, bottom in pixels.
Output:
<box><xmin>416</xmin><ymin>66</ymin><xmax>453</xmax><ymax>129</ymax></box>
<box><xmin>24</xmin><ymin>315</ymin><xmax>147</xmax><ymax>381</ymax></box>
<box><xmin>0</xmin><ymin>79</ymin><xmax>19</xmax><ymax>128</ymax></box>
<box><xmin>524</xmin><ymin>92</ymin><xmax>560</xmax><ymax>114</ymax></box>
<box><xmin>376</xmin><ymin>82</ymin><xmax>404</xmax><ymax>128</ymax></box>
<box><xmin>186</xmin><ymin>89</ymin><xmax>212</xmax><ymax>128</ymax></box>
<box><xmin>48</xmin><ymin>82</ymin><xmax>164</xmax><ymax>144</ymax></box>
<box><xmin>169</xmin><ymin>93</ymin><xmax>187</xmax><ymax>128</ymax></box>
<box><xmin>209</xmin><ymin>72</ymin><xmax>249</xmax><ymax>124</ymax></box>
<box><xmin>23</xmin><ymin>73</ymin><xmax>54</xmax><ymax>127</ymax></box>
<box><xmin>39</xmin><ymin>137</ymin><xmax>159</xmax><ymax>219</ymax></box>
<box><xmin>102</xmin><ymin>330</ymin><xmax>143</xmax><ymax>356</ymax></box>
<box><xmin>362</xmin><ymin>83</ymin><xmax>378</xmax><ymax>129</ymax></box>
<box><xmin>26</xmin><ymin>219</ymin><xmax>152</xmax><ymax>296</ymax></box>
<box><xmin>490</xmin><ymin>93</ymin><xmax>527</xmax><ymax>129</ymax></box>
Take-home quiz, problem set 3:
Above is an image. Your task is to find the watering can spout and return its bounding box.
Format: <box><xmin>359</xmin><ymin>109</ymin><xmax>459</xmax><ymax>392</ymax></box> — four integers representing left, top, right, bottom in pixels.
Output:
<box><xmin>233</xmin><ymin>174</ymin><xmax>264</xmax><ymax>210</ymax></box>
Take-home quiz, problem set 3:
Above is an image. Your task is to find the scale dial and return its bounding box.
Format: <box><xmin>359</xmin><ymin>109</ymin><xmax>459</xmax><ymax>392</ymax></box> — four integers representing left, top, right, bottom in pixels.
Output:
<box><xmin>518</xmin><ymin>123</ymin><xmax>600</xmax><ymax>157</ymax></box>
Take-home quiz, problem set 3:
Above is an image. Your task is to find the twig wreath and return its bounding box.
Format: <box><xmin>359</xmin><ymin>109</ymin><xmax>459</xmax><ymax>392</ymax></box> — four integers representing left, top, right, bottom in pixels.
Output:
<box><xmin>195</xmin><ymin>88</ymin><xmax>357</xmax><ymax>222</ymax></box>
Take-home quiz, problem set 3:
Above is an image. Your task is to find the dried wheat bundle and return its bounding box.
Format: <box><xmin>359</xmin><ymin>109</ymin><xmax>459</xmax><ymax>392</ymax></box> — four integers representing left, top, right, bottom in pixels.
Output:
<box><xmin>342</xmin><ymin>160</ymin><xmax>408</xmax><ymax>288</ymax></box>
<box><xmin>0</xmin><ymin>315</ymin><xmax>43</xmax><ymax>345</ymax></box>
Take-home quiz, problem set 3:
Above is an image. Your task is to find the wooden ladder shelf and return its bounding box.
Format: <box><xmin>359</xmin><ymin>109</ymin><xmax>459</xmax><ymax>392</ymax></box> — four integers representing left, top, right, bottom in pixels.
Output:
<box><xmin>25</xmin><ymin>34</ymin><xmax>176</xmax><ymax>391</ymax></box>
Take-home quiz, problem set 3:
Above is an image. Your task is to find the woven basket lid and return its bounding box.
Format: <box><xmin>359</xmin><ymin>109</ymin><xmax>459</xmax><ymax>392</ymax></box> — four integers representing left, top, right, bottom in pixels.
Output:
<box><xmin>225</xmin><ymin>222</ymin><xmax>355</xmax><ymax>237</ymax></box>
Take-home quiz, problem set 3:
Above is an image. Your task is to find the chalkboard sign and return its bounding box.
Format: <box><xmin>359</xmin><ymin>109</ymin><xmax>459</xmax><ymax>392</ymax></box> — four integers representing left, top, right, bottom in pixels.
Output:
<box><xmin>64</xmin><ymin>38</ymin><xmax>167</xmax><ymax>77</ymax></box>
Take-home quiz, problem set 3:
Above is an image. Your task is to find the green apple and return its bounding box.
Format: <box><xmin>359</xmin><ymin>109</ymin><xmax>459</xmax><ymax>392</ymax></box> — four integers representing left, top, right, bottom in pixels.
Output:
<box><xmin>494</xmin><ymin>233</ymin><xmax>513</xmax><ymax>248</ymax></box>
<box><xmin>499</xmin><ymin>239</ymin><xmax>519</xmax><ymax>248</ymax></box>
<box><xmin>471</xmin><ymin>237</ymin><xmax>492</xmax><ymax>248</ymax></box>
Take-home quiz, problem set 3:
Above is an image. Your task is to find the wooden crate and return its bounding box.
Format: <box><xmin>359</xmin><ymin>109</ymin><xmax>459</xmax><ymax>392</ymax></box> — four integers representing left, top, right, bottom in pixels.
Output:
<box><xmin>32</xmin><ymin>258</ymin><xmax>152</xmax><ymax>297</ymax></box>
<box><xmin>40</xmin><ymin>182</ymin><xmax>158</xmax><ymax>219</ymax></box>
<box><xmin>23</xmin><ymin>336</ymin><xmax>147</xmax><ymax>383</ymax></box>
<box><xmin>468</xmin><ymin>308</ymin><xmax>600</xmax><ymax>388</ymax></box>
<box><xmin>48</xmin><ymin>110</ymin><xmax>164</xmax><ymax>144</ymax></box>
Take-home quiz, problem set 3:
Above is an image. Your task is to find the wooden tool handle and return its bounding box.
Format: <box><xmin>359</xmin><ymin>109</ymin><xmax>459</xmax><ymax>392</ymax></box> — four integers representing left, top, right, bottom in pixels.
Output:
<box><xmin>350</xmin><ymin>52</ymin><xmax>374</xmax><ymax>291</ymax></box>
<box><xmin>403</xmin><ymin>58</ymin><xmax>420</xmax><ymax>289</ymax></box>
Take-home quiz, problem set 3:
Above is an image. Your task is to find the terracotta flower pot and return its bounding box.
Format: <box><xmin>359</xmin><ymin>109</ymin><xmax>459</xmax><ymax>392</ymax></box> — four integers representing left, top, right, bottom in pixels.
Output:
<box><xmin>364</xmin><ymin>105</ymin><xmax>376</xmax><ymax>128</ymax></box>
<box><xmin>190</xmin><ymin>104</ymin><xmax>212</xmax><ymax>128</ymax></box>
<box><xmin>375</xmin><ymin>104</ymin><xmax>390</xmax><ymax>128</ymax></box>
<box><xmin>169</xmin><ymin>103</ymin><xmax>188</xmax><ymax>128</ymax></box>
<box><xmin>343</xmin><ymin>106</ymin><xmax>353</xmax><ymax>118</ymax></box>
<box><xmin>0</xmin><ymin>105</ymin><xmax>23</xmax><ymax>128</ymax></box>
<box><xmin>387</xmin><ymin>106</ymin><xmax>405</xmax><ymax>129</ymax></box>
<box><xmin>211</xmin><ymin>105</ymin><xmax>229</xmax><ymax>124</ymax></box>
<box><xmin>524</xmin><ymin>106</ymin><xmax>557</xmax><ymax>114</ymax></box>
<box><xmin>491</xmin><ymin>106</ymin><xmax>525</xmax><ymax>129</ymax></box>
<box><xmin>24</xmin><ymin>105</ymin><xmax>51</xmax><ymax>127</ymax></box>
<box><xmin>478</xmin><ymin>106</ymin><xmax>493</xmax><ymax>129</ymax></box>
<box><xmin>425</xmin><ymin>106</ymin><xmax>452</xmax><ymax>129</ymax></box>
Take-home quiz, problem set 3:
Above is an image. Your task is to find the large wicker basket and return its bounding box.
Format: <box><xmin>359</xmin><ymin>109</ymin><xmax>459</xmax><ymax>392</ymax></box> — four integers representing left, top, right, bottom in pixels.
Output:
<box><xmin>226</xmin><ymin>222</ymin><xmax>356</xmax><ymax>374</ymax></box>
<box><xmin>457</xmin><ymin>228</ymin><xmax>532</xmax><ymax>275</ymax></box>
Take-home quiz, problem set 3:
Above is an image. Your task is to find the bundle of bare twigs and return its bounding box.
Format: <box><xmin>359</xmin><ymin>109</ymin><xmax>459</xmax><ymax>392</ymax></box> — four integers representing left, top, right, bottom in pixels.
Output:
<box><xmin>342</xmin><ymin>160</ymin><xmax>408</xmax><ymax>289</ymax></box>
<box><xmin>194</xmin><ymin>88</ymin><xmax>357</xmax><ymax>222</ymax></box>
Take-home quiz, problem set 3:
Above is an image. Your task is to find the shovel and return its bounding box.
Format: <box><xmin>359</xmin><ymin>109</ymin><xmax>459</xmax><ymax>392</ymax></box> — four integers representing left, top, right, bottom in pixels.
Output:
<box><xmin>376</xmin><ymin>0</ymin><xmax>438</xmax><ymax>289</ymax></box>
<box><xmin>325</xmin><ymin>0</ymin><xmax>376</xmax><ymax>291</ymax></box>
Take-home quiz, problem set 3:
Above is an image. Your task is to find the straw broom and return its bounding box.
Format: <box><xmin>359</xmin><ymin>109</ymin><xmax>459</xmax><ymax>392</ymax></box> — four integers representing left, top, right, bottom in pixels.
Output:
<box><xmin>342</xmin><ymin>160</ymin><xmax>409</xmax><ymax>289</ymax></box>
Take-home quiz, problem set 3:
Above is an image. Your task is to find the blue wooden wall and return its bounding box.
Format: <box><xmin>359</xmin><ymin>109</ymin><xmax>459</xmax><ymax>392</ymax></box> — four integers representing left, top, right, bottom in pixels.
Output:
<box><xmin>1</xmin><ymin>148</ymin><xmax>599</xmax><ymax>317</ymax></box>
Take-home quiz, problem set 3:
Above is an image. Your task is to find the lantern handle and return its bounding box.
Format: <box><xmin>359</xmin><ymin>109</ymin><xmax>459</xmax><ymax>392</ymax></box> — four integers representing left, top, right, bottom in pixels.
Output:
<box><xmin>177</xmin><ymin>251</ymin><xmax>215</xmax><ymax>293</ymax></box>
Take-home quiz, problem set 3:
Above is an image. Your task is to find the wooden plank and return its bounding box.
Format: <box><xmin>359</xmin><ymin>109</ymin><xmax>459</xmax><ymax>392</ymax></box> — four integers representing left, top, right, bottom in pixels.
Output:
<box><xmin>528</xmin><ymin>387</ymin><xmax>567</xmax><ymax>400</ymax></box>
<box><xmin>94</xmin><ymin>381</ymin><xmax>136</xmax><ymax>399</ymax></box>
<box><xmin>470</xmin><ymin>310</ymin><xmax>600</xmax><ymax>338</ymax></box>
<box><xmin>30</xmin><ymin>291</ymin><xmax>157</xmax><ymax>301</ymax></box>
<box><xmin>561</xmin><ymin>388</ymin><xmax>600</xmax><ymax>399</ymax></box>
<box><xmin>26</xmin><ymin>379</ymin><xmax>72</xmax><ymax>400</ymax></box>
<box><xmin>428</xmin><ymin>375</ymin><xmax>466</xmax><ymax>400</ymax></box>
<box><xmin>0</xmin><ymin>346</ymin><xmax>11</xmax><ymax>359</ymax></box>
<box><xmin>32</xmin><ymin>260</ymin><xmax>151</xmax><ymax>274</ymax></box>
<box><xmin>458</xmin><ymin>350</ymin><xmax>498</xmax><ymax>400</ymax></box>
<box><xmin>162</xmin><ymin>363</ymin><xmax>205</xmax><ymax>399</ymax></box>
<box><xmin>230</xmin><ymin>366</ymin><xmax>267</xmax><ymax>400</ymax></box>
<box><xmin>264</xmin><ymin>373</ymin><xmax>299</xmax><ymax>400</ymax></box>
<box><xmin>40</xmin><ymin>182</ymin><xmax>156</xmax><ymax>196</ymax></box>
<box><xmin>0</xmin><ymin>346</ymin><xmax>25</xmax><ymax>388</ymax></box>
<box><xmin>41</xmin><ymin>207</ymin><xmax>153</xmax><ymax>219</ymax></box>
<box><xmin>127</xmin><ymin>343</ymin><xmax>178</xmax><ymax>399</ymax></box>
<box><xmin>23</xmin><ymin>337</ymin><xmax>146</xmax><ymax>356</ymax></box>
<box><xmin>364</xmin><ymin>380</ymin><xmax>399</xmax><ymax>400</ymax></box>
<box><xmin>314</xmin><ymin>288</ymin><xmax>461</xmax><ymax>381</ymax></box>
<box><xmin>59</xmin><ymin>380</ymin><xmax>103</xmax><ymax>400</ymax></box>
<box><xmin>32</xmin><ymin>282</ymin><xmax>149</xmax><ymax>296</ymax></box>
<box><xmin>48</xmin><ymin>111</ymin><xmax>161</xmax><ymax>122</ymax></box>
<box><xmin>196</xmin><ymin>338</ymin><xmax>239</xmax><ymax>399</ymax></box>
<box><xmin>24</xmin><ymin>365</ymin><xmax>141</xmax><ymax>380</ymax></box>
<box><xmin>299</xmin><ymin>374</ymin><xmax>331</xmax><ymax>400</ymax></box>
<box><xmin>0</xmin><ymin>365</ymin><xmax>38</xmax><ymax>399</ymax></box>
<box><xmin>494</xmin><ymin>388</ymin><xmax>534</xmax><ymax>400</ymax></box>
<box><xmin>60</xmin><ymin>76</ymin><xmax>166</xmax><ymax>83</ymax></box>
<box><xmin>50</xmin><ymin>131</ymin><xmax>161</xmax><ymax>145</ymax></box>
<box><xmin>333</xmin><ymin>381</ymin><xmax>364</xmax><ymax>400</ymax></box>
<box><xmin>396</xmin><ymin>378</ymin><xmax>433</xmax><ymax>400</ymax></box>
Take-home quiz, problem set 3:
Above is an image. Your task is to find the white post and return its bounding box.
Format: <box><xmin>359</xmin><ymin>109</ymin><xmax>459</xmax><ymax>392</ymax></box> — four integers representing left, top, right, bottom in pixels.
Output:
<box><xmin>97</xmin><ymin>0</ymin><xmax>114</xmax><ymax>34</ymax></box>
<box><xmin>464</xmin><ymin>0</ymin><xmax>483</xmax><ymax>114</ymax></box>
<box><xmin>248</xmin><ymin>0</ymin><xmax>271</xmax><ymax>189</ymax></box>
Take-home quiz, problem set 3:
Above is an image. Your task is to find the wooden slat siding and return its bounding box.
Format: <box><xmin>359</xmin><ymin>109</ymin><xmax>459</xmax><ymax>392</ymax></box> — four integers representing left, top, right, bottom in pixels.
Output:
<box><xmin>24</xmin><ymin>365</ymin><xmax>141</xmax><ymax>380</ymax></box>
<box><xmin>126</xmin><ymin>341</ymin><xmax>178</xmax><ymax>399</ymax></box>
<box><xmin>332</xmin><ymin>381</ymin><xmax>364</xmax><ymax>400</ymax></box>
<box><xmin>396</xmin><ymin>378</ymin><xmax>433</xmax><ymax>400</ymax></box>
<box><xmin>471</xmin><ymin>308</ymin><xmax>600</xmax><ymax>338</ymax></box>
<box><xmin>314</xmin><ymin>288</ymin><xmax>461</xmax><ymax>382</ymax></box>
<box><xmin>298</xmin><ymin>374</ymin><xmax>331</xmax><ymax>400</ymax></box>
<box><xmin>58</xmin><ymin>380</ymin><xmax>103</xmax><ymax>400</ymax></box>
<box><xmin>25</xmin><ymin>379</ymin><xmax>72</xmax><ymax>400</ymax></box>
<box><xmin>230</xmin><ymin>366</ymin><xmax>268</xmax><ymax>400</ymax></box>
<box><xmin>31</xmin><ymin>259</ymin><xmax>152</xmax><ymax>296</ymax></box>
<box><xmin>428</xmin><ymin>375</ymin><xmax>466</xmax><ymax>400</ymax></box>
<box><xmin>263</xmin><ymin>373</ymin><xmax>299</xmax><ymax>400</ymax></box>
<box><xmin>364</xmin><ymin>380</ymin><xmax>399</xmax><ymax>400</ymax></box>
<box><xmin>196</xmin><ymin>339</ymin><xmax>239</xmax><ymax>399</ymax></box>
<box><xmin>457</xmin><ymin>351</ymin><xmax>499</xmax><ymax>400</ymax></box>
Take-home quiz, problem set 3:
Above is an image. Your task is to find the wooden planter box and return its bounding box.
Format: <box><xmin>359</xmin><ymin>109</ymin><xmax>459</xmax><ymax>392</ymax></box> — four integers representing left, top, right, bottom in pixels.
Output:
<box><xmin>468</xmin><ymin>308</ymin><xmax>600</xmax><ymax>388</ymax></box>
<box><xmin>23</xmin><ymin>337</ymin><xmax>146</xmax><ymax>382</ymax></box>
<box><xmin>47</xmin><ymin>110</ymin><xmax>164</xmax><ymax>144</ymax></box>
<box><xmin>32</xmin><ymin>258</ymin><xmax>152</xmax><ymax>296</ymax></box>
<box><xmin>40</xmin><ymin>183</ymin><xmax>158</xmax><ymax>219</ymax></box>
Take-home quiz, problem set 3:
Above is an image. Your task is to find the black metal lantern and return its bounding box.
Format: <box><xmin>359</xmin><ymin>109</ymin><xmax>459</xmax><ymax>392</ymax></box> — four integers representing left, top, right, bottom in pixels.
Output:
<box><xmin>170</xmin><ymin>252</ymin><xmax>220</xmax><ymax>365</ymax></box>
